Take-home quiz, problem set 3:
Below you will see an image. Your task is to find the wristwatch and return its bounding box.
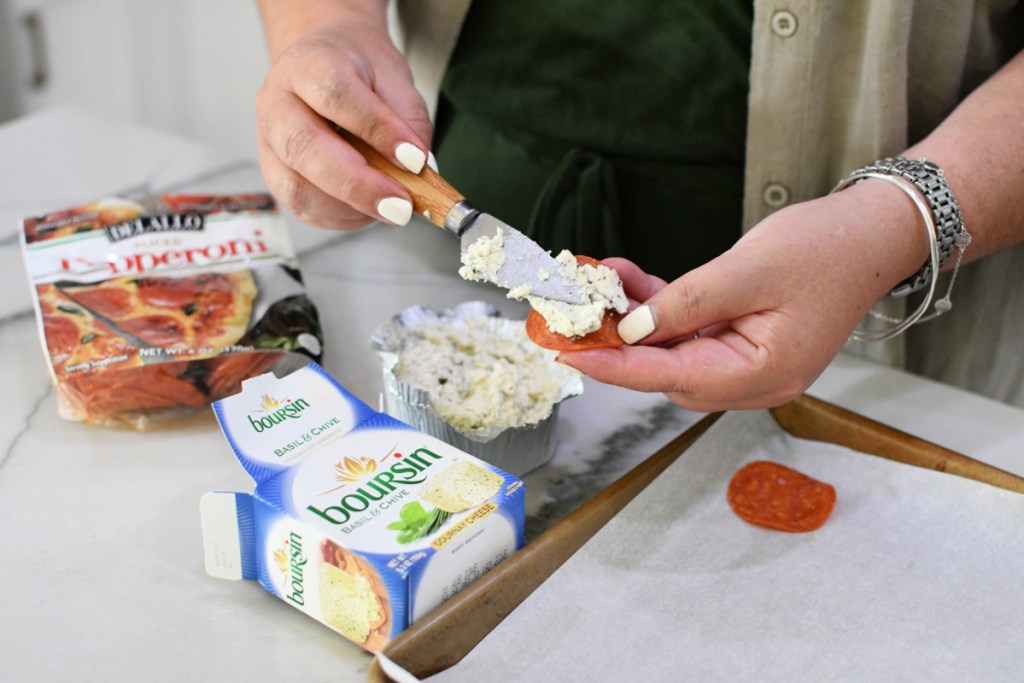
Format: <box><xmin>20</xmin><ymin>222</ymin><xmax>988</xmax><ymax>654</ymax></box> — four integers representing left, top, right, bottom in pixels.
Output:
<box><xmin>853</xmin><ymin>157</ymin><xmax>965</xmax><ymax>298</ymax></box>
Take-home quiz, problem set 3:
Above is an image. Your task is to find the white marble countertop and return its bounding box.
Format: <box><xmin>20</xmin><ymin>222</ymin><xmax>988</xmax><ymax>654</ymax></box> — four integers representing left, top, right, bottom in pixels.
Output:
<box><xmin>1</xmin><ymin>107</ymin><xmax>1021</xmax><ymax>683</ymax></box>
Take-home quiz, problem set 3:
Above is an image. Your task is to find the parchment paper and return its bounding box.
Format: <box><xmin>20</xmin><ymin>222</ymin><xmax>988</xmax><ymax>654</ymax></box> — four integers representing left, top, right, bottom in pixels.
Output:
<box><xmin>428</xmin><ymin>410</ymin><xmax>1024</xmax><ymax>681</ymax></box>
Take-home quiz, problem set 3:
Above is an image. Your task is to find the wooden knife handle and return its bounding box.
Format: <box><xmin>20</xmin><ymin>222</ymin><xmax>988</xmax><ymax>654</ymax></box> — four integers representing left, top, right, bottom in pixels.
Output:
<box><xmin>338</xmin><ymin>129</ymin><xmax>463</xmax><ymax>229</ymax></box>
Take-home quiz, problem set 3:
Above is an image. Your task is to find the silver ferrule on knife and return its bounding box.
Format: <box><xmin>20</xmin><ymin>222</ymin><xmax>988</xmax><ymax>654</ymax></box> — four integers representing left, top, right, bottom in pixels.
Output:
<box><xmin>443</xmin><ymin>199</ymin><xmax>478</xmax><ymax>237</ymax></box>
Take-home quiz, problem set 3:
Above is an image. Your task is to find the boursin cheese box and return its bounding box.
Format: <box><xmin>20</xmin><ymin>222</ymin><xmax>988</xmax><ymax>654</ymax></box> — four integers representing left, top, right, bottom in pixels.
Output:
<box><xmin>200</xmin><ymin>363</ymin><xmax>525</xmax><ymax>652</ymax></box>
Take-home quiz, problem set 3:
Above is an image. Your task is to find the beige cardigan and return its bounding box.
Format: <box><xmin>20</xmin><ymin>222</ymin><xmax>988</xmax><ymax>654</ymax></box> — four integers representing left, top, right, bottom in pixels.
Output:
<box><xmin>395</xmin><ymin>0</ymin><xmax>1024</xmax><ymax>406</ymax></box>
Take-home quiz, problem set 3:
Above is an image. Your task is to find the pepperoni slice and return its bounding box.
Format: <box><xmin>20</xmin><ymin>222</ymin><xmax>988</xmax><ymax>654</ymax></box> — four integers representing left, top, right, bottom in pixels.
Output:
<box><xmin>727</xmin><ymin>460</ymin><xmax>836</xmax><ymax>532</ymax></box>
<box><xmin>526</xmin><ymin>308</ymin><xmax>624</xmax><ymax>351</ymax></box>
<box><xmin>43</xmin><ymin>316</ymin><xmax>82</xmax><ymax>354</ymax></box>
<box><xmin>119</xmin><ymin>314</ymin><xmax>186</xmax><ymax>346</ymax></box>
<box><xmin>525</xmin><ymin>255</ymin><xmax>624</xmax><ymax>351</ymax></box>
<box><xmin>72</xmin><ymin>364</ymin><xmax>208</xmax><ymax>413</ymax></box>
<box><xmin>71</xmin><ymin>287</ymin><xmax>134</xmax><ymax>318</ymax></box>
<box><xmin>203</xmin><ymin>350</ymin><xmax>282</xmax><ymax>399</ymax></box>
<box><xmin>136</xmin><ymin>274</ymin><xmax>233</xmax><ymax>309</ymax></box>
<box><xmin>160</xmin><ymin>193</ymin><xmax>274</xmax><ymax>214</ymax></box>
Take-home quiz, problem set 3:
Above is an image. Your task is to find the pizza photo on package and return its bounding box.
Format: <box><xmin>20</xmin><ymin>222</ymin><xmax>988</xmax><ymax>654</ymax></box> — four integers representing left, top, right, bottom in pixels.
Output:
<box><xmin>20</xmin><ymin>193</ymin><xmax>323</xmax><ymax>429</ymax></box>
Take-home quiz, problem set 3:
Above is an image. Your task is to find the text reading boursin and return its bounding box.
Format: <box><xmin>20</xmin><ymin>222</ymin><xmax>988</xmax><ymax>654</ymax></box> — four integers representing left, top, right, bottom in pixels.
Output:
<box><xmin>307</xmin><ymin>448</ymin><xmax>444</xmax><ymax>525</ymax></box>
<box><xmin>249</xmin><ymin>398</ymin><xmax>311</xmax><ymax>432</ymax></box>
<box><xmin>283</xmin><ymin>531</ymin><xmax>308</xmax><ymax>606</ymax></box>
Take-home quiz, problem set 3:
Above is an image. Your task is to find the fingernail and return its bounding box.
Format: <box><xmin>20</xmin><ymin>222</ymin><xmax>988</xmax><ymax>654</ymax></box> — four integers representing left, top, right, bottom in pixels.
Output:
<box><xmin>377</xmin><ymin>197</ymin><xmax>412</xmax><ymax>226</ymax></box>
<box><xmin>618</xmin><ymin>305</ymin><xmax>655</xmax><ymax>344</ymax></box>
<box><xmin>427</xmin><ymin>151</ymin><xmax>438</xmax><ymax>172</ymax></box>
<box><xmin>395</xmin><ymin>142</ymin><xmax>426</xmax><ymax>174</ymax></box>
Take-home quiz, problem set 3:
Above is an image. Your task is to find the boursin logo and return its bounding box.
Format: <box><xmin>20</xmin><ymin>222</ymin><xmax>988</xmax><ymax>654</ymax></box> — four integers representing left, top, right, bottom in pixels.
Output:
<box><xmin>273</xmin><ymin>531</ymin><xmax>308</xmax><ymax>606</ymax></box>
<box><xmin>104</xmin><ymin>212</ymin><xmax>204</xmax><ymax>242</ymax></box>
<box><xmin>307</xmin><ymin>447</ymin><xmax>444</xmax><ymax>525</ymax></box>
<box><xmin>249</xmin><ymin>393</ymin><xmax>311</xmax><ymax>432</ymax></box>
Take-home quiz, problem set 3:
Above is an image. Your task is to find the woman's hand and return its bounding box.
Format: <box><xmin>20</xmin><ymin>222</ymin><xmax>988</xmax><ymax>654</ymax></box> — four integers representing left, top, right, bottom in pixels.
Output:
<box><xmin>556</xmin><ymin>182</ymin><xmax>927</xmax><ymax>412</ymax></box>
<box><xmin>256</xmin><ymin>1</ymin><xmax>432</xmax><ymax>229</ymax></box>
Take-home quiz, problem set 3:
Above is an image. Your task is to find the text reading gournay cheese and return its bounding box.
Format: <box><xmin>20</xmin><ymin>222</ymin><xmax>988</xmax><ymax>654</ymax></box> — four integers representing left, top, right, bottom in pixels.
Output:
<box><xmin>199</xmin><ymin>363</ymin><xmax>525</xmax><ymax>652</ymax></box>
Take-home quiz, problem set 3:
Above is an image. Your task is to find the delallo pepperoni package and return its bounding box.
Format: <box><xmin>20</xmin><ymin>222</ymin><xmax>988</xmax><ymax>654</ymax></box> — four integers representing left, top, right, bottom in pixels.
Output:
<box><xmin>20</xmin><ymin>193</ymin><xmax>323</xmax><ymax>429</ymax></box>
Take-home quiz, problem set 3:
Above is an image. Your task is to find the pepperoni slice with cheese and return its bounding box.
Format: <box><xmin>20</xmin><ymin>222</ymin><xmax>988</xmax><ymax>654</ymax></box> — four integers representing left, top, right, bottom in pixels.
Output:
<box><xmin>526</xmin><ymin>308</ymin><xmax>624</xmax><ymax>351</ymax></box>
<box><xmin>727</xmin><ymin>460</ymin><xmax>836</xmax><ymax>532</ymax></box>
<box><xmin>525</xmin><ymin>255</ymin><xmax>625</xmax><ymax>351</ymax></box>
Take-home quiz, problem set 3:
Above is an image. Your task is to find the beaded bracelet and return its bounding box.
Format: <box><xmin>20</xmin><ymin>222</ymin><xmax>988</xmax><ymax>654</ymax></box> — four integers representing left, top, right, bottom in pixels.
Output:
<box><xmin>831</xmin><ymin>158</ymin><xmax>971</xmax><ymax>342</ymax></box>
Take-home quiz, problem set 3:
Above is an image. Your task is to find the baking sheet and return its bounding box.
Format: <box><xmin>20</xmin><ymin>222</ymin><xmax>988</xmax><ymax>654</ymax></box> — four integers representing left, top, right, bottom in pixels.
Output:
<box><xmin>426</xmin><ymin>409</ymin><xmax>1024</xmax><ymax>681</ymax></box>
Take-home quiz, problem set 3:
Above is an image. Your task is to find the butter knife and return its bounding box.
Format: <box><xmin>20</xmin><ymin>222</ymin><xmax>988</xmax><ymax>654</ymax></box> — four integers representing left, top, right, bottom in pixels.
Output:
<box><xmin>341</xmin><ymin>132</ymin><xmax>585</xmax><ymax>304</ymax></box>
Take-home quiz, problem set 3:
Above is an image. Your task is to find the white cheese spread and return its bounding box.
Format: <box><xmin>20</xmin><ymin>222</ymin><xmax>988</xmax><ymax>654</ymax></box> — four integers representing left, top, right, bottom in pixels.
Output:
<box><xmin>457</xmin><ymin>230</ymin><xmax>505</xmax><ymax>283</ymax></box>
<box><xmin>523</xmin><ymin>250</ymin><xmax>628</xmax><ymax>338</ymax></box>
<box><xmin>393</xmin><ymin>317</ymin><xmax>567</xmax><ymax>436</ymax></box>
<box><xmin>459</xmin><ymin>230</ymin><xmax>628</xmax><ymax>339</ymax></box>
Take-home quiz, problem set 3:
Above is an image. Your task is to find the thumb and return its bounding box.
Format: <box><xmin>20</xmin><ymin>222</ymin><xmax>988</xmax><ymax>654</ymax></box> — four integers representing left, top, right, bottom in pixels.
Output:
<box><xmin>617</xmin><ymin>255</ymin><xmax>758</xmax><ymax>345</ymax></box>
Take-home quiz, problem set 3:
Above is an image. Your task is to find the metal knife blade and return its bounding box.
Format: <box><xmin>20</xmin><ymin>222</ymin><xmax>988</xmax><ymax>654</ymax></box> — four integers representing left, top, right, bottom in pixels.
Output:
<box><xmin>458</xmin><ymin>211</ymin><xmax>585</xmax><ymax>304</ymax></box>
<box><xmin>337</xmin><ymin>130</ymin><xmax>585</xmax><ymax>305</ymax></box>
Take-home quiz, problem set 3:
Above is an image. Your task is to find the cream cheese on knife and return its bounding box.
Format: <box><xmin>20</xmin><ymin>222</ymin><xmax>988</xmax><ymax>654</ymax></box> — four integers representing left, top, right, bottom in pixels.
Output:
<box><xmin>459</xmin><ymin>229</ymin><xmax>628</xmax><ymax>338</ymax></box>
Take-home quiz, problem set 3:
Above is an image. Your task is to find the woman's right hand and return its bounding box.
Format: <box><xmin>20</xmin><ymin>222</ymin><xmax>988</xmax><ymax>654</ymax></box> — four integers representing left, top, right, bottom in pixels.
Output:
<box><xmin>255</xmin><ymin>2</ymin><xmax>432</xmax><ymax>230</ymax></box>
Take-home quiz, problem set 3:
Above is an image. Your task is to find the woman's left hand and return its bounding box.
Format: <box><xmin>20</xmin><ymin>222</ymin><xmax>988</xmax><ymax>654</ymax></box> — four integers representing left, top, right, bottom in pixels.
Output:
<box><xmin>556</xmin><ymin>182</ymin><xmax>926</xmax><ymax>412</ymax></box>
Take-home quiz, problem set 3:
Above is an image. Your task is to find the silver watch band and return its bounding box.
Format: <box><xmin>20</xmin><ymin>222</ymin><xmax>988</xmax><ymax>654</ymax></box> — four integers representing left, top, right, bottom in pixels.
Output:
<box><xmin>849</xmin><ymin>157</ymin><xmax>965</xmax><ymax>298</ymax></box>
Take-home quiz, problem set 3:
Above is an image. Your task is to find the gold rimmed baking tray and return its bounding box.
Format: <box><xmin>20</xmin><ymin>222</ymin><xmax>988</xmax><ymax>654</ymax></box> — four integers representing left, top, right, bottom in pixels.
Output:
<box><xmin>368</xmin><ymin>393</ymin><xmax>1024</xmax><ymax>681</ymax></box>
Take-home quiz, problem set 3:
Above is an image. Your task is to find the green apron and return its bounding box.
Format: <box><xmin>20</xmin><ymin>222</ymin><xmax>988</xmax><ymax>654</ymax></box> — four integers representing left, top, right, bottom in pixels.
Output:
<box><xmin>434</xmin><ymin>1</ymin><xmax>752</xmax><ymax>280</ymax></box>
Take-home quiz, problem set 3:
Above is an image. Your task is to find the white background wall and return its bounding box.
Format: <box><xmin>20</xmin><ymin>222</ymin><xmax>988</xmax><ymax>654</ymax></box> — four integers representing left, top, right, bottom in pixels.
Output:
<box><xmin>0</xmin><ymin>0</ymin><xmax>271</xmax><ymax>160</ymax></box>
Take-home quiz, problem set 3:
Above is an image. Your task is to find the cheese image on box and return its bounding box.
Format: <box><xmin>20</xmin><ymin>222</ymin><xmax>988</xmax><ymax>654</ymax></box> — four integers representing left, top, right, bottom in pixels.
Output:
<box><xmin>200</xmin><ymin>363</ymin><xmax>525</xmax><ymax>652</ymax></box>
<box><xmin>419</xmin><ymin>461</ymin><xmax>503</xmax><ymax>512</ymax></box>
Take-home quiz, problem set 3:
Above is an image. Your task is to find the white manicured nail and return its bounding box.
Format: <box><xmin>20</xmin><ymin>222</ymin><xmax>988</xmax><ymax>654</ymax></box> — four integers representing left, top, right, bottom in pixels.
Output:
<box><xmin>377</xmin><ymin>197</ymin><xmax>412</xmax><ymax>226</ymax></box>
<box><xmin>395</xmin><ymin>142</ymin><xmax>426</xmax><ymax>174</ymax></box>
<box><xmin>427</xmin><ymin>151</ymin><xmax>438</xmax><ymax>172</ymax></box>
<box><xmin>618</xmin><ymin>305</ymin><xmax>655</xmax><ymax>344</ymax></box>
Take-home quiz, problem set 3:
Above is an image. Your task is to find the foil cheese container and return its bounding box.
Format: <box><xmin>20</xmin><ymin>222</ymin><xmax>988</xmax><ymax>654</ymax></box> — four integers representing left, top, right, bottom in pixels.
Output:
<box><xmin>370</xmin><ymin>302</ymin><xmax>584</xmax><ymax>477</ymax></box>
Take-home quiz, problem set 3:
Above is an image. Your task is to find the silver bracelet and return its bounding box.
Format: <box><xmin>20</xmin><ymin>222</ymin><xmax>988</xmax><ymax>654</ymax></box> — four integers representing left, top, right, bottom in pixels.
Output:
<box><xmin>848</xmin><ymin>157</ymin><xmax>968</xmax><ymax>297</ymax></box>
<box><xmin>833</xmin><ymin>173</ymin><xmax>939</xmax><ymax>341</ymax></box>
<box><xmin>831</xmin><ymin>158</ymin><xmax>971</xmax><ymax>342</ymax></box>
